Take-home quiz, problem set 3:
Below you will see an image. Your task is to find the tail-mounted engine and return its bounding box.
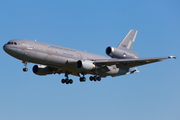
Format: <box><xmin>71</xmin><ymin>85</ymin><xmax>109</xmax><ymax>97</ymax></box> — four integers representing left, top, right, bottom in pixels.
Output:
<box><xmin>106</xmin><ymin>46</ymin><xmax>138</xmax><ymax>59</ymax></box>
<box><xmin>32</xmin><ymin>65</ymin><xmax>53</xmax><ymax>75</ymax></box>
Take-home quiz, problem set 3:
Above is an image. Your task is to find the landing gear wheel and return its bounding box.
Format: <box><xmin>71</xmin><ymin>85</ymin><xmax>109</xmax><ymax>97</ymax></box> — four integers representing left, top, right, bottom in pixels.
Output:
<box><xmin>89</xmin><ymin>76</ymin><xmax>94</xmax><ymax>81</ymax></box>
<box><xmin>61</xmin><ymin>79</ymin><xmax>65</xmax><ymax>84</ymax></box>
<box><xmin>69</xmin><ymin>79</ymin><xmax>73</xmax><ymax>84</ymax></box>
<box><xmin>94</xmin><ymin>76</ymin><xmax>97</xmax><ymax>81</ymax></box>
<box><xmin>23</xmin><ymin>68</ymin><xmax>28</xmax><ymax>72</ymax></box>
<box><xmin>82</xmin><ymin>77</ymin><xmax>86</xmax><ymax>82</ymax></box>
<box><xmin>80</xmin><ymin>77</ymin><xmax>86</xmax><ymax>82</ymax></box>
<box><xmin>97</xmin><ymin>77</ymin><xmax>101</xmax><ymax>81</ymax></box>
<box><xmin>65</xmin><ymin>79</ymin><xmax>69</xmax><ymax>84</ymax></box>
<box><xmin>80</xmin><ymin>77</ymin><xmax>83</xmax><ymax>82</ymax></box>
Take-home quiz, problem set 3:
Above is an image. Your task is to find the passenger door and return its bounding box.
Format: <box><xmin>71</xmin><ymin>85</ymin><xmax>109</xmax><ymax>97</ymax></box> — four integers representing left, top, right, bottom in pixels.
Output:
<box><xmin>22</xmin><ymin>42</ymin><xmax>27</xmax><ymax>50</ymax></box>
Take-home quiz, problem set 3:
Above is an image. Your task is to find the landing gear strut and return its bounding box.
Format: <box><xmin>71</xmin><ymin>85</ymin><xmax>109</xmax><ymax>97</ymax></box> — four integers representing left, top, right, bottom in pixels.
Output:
<box><xmin>61</xmin><ymin>73</ymin><xmax>73</xmax><ymax>84</ymax></box>
<box><xmin>22</xmin><ymin>61</ymin><xmax>28</xmax><ymax>72</ymax></box>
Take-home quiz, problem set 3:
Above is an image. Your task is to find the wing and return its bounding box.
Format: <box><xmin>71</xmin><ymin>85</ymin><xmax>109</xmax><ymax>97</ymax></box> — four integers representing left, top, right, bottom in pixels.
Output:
<box><xmin>45</xmin><ymin>56</ymin><xmax>176</xmax><ymax>77</ymax></box>
<box><xmin>94</xmin><ymin>56</ymin><xmax>177</xmax><ymax>68</ymax></box>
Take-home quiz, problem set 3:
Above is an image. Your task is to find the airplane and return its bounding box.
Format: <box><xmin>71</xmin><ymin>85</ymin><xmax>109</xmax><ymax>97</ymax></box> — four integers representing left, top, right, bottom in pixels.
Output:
<box><xmin>3</xmin><ymin>30</ymin><xmax>176</xmax><ymax>84</ymax></box>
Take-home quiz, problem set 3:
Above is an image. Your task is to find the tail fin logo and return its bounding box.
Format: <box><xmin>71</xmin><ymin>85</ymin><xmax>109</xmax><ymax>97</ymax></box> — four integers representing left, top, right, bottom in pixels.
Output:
<box><xmin>123</xmin><ymin>52</ymin><xmax>127</xmax><ymax>57</ymax></box>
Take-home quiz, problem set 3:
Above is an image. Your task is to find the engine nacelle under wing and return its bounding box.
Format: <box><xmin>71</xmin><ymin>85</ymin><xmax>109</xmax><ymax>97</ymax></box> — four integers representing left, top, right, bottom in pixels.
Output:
<box><xmin>106</xmin><ymin>46</ymin><xmax>136</xmax><ymax>59</ymax></box>
<box><xmin>76</xmin><ymin>60</ymin><xmax>95</xmax><ymax>70</ymax></box>
<box><xmin>32</xmin><ymin>65</ymin><xmax>53</xmax><ymax>76</ymax></box>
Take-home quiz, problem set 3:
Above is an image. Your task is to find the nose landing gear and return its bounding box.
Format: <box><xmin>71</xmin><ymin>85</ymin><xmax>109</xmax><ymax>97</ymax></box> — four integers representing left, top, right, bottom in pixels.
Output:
<box><xmin>23</xmin><ymin>67</ymin><xmax>28</xmax><ymax>72</ymax></box>
<box><xmin>22</xmin><ymin>61</ymin><xmax>28</xmax><ymax>72</ymax></box>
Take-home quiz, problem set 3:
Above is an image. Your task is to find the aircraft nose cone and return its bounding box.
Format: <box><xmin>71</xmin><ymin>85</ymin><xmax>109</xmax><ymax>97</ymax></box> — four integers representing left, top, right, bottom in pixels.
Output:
<box><xmin>3</xmin><ymin>44</ymin><xmax>7</xmax><ymax>52</ymax></box>
<box><xmin>3</xmin><ymin>44</ymin><xmax>12</xmax><ymax>54</ymax></box>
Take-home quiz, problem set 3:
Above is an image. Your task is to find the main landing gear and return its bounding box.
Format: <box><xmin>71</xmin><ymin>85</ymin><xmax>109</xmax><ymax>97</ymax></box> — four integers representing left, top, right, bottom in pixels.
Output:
<box><xmin>79</xmin><ymin>77</ymin><xmax>86</xmax><ymax>82</ymax></box>
<box><xmin>61</xmin><ymin>73</ymin><xmax>73</xmax><ymax>84</ymax></box>
<box><xmin>61</xmin><ymin>72</ymin><xmax>102</xmax><ymax>84</ymax></box>
<box><xmin>61</xmin><ymin>79</ymin><xmax>73</xmax><ymax>84</ymax></box>
<box><xmin>80</xmin><ymin>75</ymin><xmax>101</xmax><ymax>82</ymax></box>
<box><xmin>79</xmin><ymin>74</ymin><xmax>86</xmax><ymax>82</ymax></box>
<box><xmin>89</xmin><ymin>76</ymin><xmax>101</xmax><ymax>82</ymax></box>
<box><xmin>22</xmin><ymin>61</ymin><xmax>28</xmax><ymax>72</ymax></box>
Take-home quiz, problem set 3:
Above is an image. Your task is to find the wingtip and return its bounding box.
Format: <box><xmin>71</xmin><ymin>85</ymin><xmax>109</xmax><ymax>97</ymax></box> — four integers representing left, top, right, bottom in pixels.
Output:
<box><xmin>168</xmin><ymin>56</ymin><xmax>177</xmax><ymax>59</ymax></box>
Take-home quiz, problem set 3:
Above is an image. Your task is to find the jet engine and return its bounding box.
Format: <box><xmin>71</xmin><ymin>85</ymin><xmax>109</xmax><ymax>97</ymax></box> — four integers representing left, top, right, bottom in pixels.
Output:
<box><xmin>106</xmin><ymin>46</ymin><xmax>137</xmax><ymax>59</ymax></box>
<box><xmin>76</xmin><ymin>60</ymin><xmax>95</xmax><ymax>70</ymax></box>
<box><xmin>32</xmin><ymin>65</ymin><xmax>53</xmax><ymax>75</ymax></box>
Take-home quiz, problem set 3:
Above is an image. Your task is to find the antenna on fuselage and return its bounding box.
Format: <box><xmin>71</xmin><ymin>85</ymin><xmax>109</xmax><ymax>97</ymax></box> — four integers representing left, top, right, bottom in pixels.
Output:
<box><xmin>35</xmin><ymin>39</ymin><xmax>37</xmax><ymax>41</ymax></box>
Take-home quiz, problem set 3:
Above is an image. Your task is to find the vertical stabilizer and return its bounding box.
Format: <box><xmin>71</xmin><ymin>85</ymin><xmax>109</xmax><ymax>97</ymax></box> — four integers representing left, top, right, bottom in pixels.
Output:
<box><xmin>117</xmin><ymin>29</ymin><xmax>138</xmax><ymax>50</ymax></box>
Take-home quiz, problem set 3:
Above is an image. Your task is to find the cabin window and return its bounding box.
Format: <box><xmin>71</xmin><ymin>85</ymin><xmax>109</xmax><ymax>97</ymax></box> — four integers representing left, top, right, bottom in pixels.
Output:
<box><xmin>14</xmin><ymin>42</ymin><xmax>17</xmax><ymax>45</ymax></box>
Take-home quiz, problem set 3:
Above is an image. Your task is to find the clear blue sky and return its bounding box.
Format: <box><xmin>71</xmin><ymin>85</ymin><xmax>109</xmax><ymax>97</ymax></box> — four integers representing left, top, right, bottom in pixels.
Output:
<box><xmin>0</xmin><ymin>0</ymin><xmax>179</xmax><ymax>120</ymax></box>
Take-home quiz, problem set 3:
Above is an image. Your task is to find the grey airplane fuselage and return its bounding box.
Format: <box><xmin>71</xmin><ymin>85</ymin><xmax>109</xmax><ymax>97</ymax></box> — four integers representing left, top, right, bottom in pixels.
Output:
<box><xmin>3</xmin><ymin>39</ymin><xmax>129</xmax><ymax>77</ymax></box>
<box><xmin>4</xmin><ymin>29</ymin><xmax>176</xmax><ymax>83</ymax></box>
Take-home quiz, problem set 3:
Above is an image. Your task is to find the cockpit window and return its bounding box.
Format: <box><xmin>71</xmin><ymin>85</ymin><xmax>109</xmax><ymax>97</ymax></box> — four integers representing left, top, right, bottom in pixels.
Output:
<box><xmin>7</xmin><ymin>42</ymin><xmax>13</xmax><ymax>44</ymax></box>
<box><xmin>7</xmin><ymin>42</ymin><xmax>17</xmax><ymax>45</ymax></box>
